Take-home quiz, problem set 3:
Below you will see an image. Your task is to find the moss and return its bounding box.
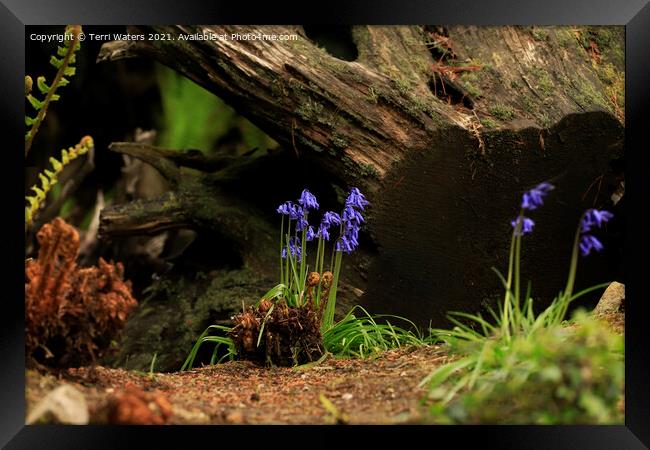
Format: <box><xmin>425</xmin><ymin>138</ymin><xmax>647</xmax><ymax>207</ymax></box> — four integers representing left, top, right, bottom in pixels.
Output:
<box><xmin>574</xmin><ymin>79</ymin><xmax>610</xmax><ymax>111</ymax></box>
<box><xmin>460</xmin><ymin>72</ymin><xmax>483</xmax><ymax>99</ymax></box>
<box><xmin>555</xmin><ymin>28</ymin><xmax>576</xmax><ymax>48</ymax></box>
<box><xmin>296</xmin><ymin>98</ymin><xmax>324</xmax><ymax>122</ymax></box>
<box><xmin>530</xmin><ymin>26</ymin><xmax>549</xmax><ymax>42</ymax></box>
<box><xmin>330</xmin><ymin>132</ymin><xmax>348</xmax><ymax>149</ymax></box>
<box><xmin>480</xmin><ymin>118</ymin><xmax>499</xmax><ymax>129</ymax></box>
<box><xmin>532</xmin><ymin>68</ymin><xmax>554</xmax><ymax>97</ymax></box>
<box><xmin>367</xmin><ymin>85</ymin><xmax>380</xmax><ymax>103</ymax></box>
<box><xmin>489</xmin><ymin>104</ymin><xmax>516</xmax><ymax>121</ymax></box>
<box><xmin>359</xmin><ymin>163</ymin><xmax>380</xmax><ymax>179</ymax></box>
<box><xmin>394</xmin><ymin>78</ymin><xmax>413</xmax><ymax>96</ymax></box>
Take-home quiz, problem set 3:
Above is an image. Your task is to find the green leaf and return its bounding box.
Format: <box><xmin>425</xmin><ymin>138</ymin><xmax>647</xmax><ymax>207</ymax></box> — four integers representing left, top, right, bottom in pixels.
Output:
<box><xmin>49</xmin><ymin>157</ymin><xmax>62</xmax><ymax>172</ymax></box>
<box><xmin>26</xmin><ymin>196</ymin><xmax>39</xmax><ymax>209</ymax></box>
<box><xmin>57</xmin><ymin>45</ymin><xmax>68</xmax><ymax>57</ymax></box>
<box><xmin>64</xmin><ymin>67</ymin><xmax>76</xmax><ymax>77</ymax></box>
<box><xmin>50</xmin><ymin>94</ymin><xmax>60</xmax><ymax>102</ymax></box>
<box><xmin>36</xmin><ymin>76</ymin><xmax>50</xmax><ymax>94</ymax></box>
<box><xmin>58</xmin><ymin>78</ymin><xmax>70</xmax><ymax>87</ymax></box>
<box><xmin>31</xmin><ymin>185</ymin><xmax>46</xmax><ymax>200</ymax></box>
<box><xmin>25</xmin><ymin>116</ymin><xmax>36</xmax><ymax>126</ymax></box>
<box><xmin>44</xmin><ymin>169</ymin><xmax>55</xmax><ymax>179</ymax></box>
<box><xmin>38</xmin><ymin>173</ymin><xmax>50</xmax><ymax>191</ymax></box>
<box><xmin>26</xmin><ymin>94</ymin><xmax>43</xmax><ymax>111</ymax></box>
<box><xmin>50</xmin><ymin>55</ymin><xmax>63</xmax><ymax>69</ymax></box>
<box><xmin>61</xmin><ymin>149</ymin><xmax>69</xmax><ymax>164</ymax></box>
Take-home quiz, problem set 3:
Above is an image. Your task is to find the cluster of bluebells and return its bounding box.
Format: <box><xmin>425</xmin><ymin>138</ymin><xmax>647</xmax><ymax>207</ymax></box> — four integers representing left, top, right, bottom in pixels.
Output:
<box><xmin>511</xmin><ymin>182</ymin><xmax>554</xmax><ymax>236</ymax></box>
<box><xmin>276</xmin><ymin>187</ymin><xmax>369</xmax><ymax>259</ymax></box>
<box><xmin>579</xmin><ymin>209</ymin><xmax>613</xmax><ymax>256</ymax></box>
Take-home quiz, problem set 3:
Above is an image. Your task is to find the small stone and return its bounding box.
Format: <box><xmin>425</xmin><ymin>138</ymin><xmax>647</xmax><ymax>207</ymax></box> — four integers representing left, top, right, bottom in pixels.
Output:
<box><xmin>26</xmin><ymin>384</ymin><xmax>89</xmax><ymax>425</ymax></box>
<box><xmin>342</xmin><ymin>393</ymin><xmax>353</xmax><ymax>401</ymax></box>
<box><xmin>399</xmin><ymin>371</ymin><xmax>407</xmax><ymax>377</ymax></box>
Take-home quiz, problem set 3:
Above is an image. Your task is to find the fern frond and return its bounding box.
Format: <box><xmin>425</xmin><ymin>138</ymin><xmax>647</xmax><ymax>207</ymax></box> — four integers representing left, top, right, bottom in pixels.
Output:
<box><xmin>25</xmin><ymin>135</ymin><xmax>94</xmax><ymax>230</ymax></box>
<box><xmin>25</xmin><ymin>25</ymin><xmax>83</xmax><ymax>158</ymax></box>
<box><xmin>25</xmin><ymin>76</ymin><xmax>33</xmax><ymax>95</ymax></box>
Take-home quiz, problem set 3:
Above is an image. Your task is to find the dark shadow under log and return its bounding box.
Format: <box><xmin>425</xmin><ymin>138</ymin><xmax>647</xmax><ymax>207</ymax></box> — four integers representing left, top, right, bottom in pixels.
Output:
<box><xmin>363</xmin><ymin>112</ymin><xmax>623</xmax><ymax>327</ymax></box>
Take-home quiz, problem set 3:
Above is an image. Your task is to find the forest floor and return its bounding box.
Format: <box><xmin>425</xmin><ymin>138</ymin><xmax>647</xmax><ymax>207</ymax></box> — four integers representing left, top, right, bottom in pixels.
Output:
<box><xmin>26</xmin><ymin>344</ymin><xmax>450</xmax><ymax>425</ymax></box>
<box><xmin>25</xmin><ymin>308</ymin><xmax>624</xmax><ymax>425</ymax></box>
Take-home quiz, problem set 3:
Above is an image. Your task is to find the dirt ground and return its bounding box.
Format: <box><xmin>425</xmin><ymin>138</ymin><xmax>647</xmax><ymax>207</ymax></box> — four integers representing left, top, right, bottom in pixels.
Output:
<box><xmin>26</xmin><ymin>345</ymin><xmax>450</xmax><ymax>425</ymax></box>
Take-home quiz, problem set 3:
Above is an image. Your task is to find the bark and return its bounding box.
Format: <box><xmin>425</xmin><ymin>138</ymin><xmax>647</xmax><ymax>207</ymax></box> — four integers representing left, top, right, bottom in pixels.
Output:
<box><xmin>97</xmin><ymin>25</ymin><xmax>624</xmax><ymax>330</ymax></box>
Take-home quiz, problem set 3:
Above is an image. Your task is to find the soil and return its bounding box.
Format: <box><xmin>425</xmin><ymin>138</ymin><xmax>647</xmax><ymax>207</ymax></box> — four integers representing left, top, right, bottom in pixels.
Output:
<box><xmin>26</xmin><ymin>345</ymin><xmax>450</xmax><ymax>425</ymax></box>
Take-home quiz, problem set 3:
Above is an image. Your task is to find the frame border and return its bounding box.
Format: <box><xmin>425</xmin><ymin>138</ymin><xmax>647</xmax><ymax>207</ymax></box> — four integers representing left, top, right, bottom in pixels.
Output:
<box><xmin>3</xmin><ymin>1</ymin><xmax>648</xmax><ymax>448</ymax></box>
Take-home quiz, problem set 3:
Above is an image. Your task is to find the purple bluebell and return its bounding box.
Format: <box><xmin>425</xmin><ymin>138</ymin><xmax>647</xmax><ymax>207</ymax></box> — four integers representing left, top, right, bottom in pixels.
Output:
<box><xmin>336</xmin><ymin>235</ymin><xmax>356</xmax><ymax>253</ymax></box>
<box><xmin>298</xmin><ymin>189</ymin><xmax>319</xmax><ymax>211</ymax></box>
<box><xmin>276</xmin><ymin>201</ymin><xmax>294</xmax><ymax>215</ymax></box>
<box><xmin>295</xmin><ymin>216</ymin><xmax>309</xmax><ymax>232</ymax></box>
<box><xmin>342</xmin><ymin>205</ymin><xmax>364</xmax><ymax>224</ymax></box>
<box><xmin>521</xmin><ymin>182</ymin><xmax>554</xmax><ymax>210</ymax></box>
<box><xmin>317</xmin><ymin>225</ymin><xmax>330</xmax><ymax>241</ymax></box>
<box><xmin>345</xmin><ymin>187</ymin><xmax>370</xmax><ymax>211</ymax></box>
<box><xmin>579</xmin><ymin>234</ymin><xmax>604</xmax><ymax>257</ymax></box>
<box><xmin>305</xmin><ymin>226</ymin><xmax>316</xmax><ymax>242</ymax></box>
<box><xmin>321</xmin><ymin>211</ymin><xmax>341</xmax><ymax>227</ymax></box>
<box><xmin>281</xmin><ymin>236</ymin><xmax>302</xmax><ymax>261</ymax></box>
<box><xmin>581</xmin><ymin>209</ymin><xmax>614</xmax><ymax>233</ymax></box>
<box><xmin>316</xmin><ymin>211</ymin><xmax>341</xmax><ymax>241</ymax></box>
<box><xmin>511</xmin><ymin>216</ymin><xmax>535</xmax><ymax>236</ymax></box>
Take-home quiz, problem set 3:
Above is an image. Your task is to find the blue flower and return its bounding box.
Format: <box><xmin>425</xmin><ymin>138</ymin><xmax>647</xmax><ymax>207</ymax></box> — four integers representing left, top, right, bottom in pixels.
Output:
<box><xmin>511</xmin><ymin>216</ymin><xmax>535</xmax><ymax>236</ymax></box>
<box><xmin>579</xmin><ymin>234</ymin><xmax>604</xmax><ymax>257</ymax></box>
<box><xmin>299</xmin><ymin>189</ymin><xmax>319</xmax><ymax>211</ymax></box>
<box><xmin>342</xmin><ymin>205</ymin><xmax>364</xmax><ymax>224</ymax></box>
<box><xmin>290</xmin><ymin>204</ymin><xmax>304</xmax><ymax>221</ymax></box>
<box><xmin>276</xmin><ymin>201</ymin><xmax>294</xmax><ymax>215</ymax></box>
<box><xmin>581</xmin><ymin>209</ymin><xmax>614</xmax><ymax>233</ymax></box>
<box><xmin>317</xmin><ymin>225</ymin><xmax>330</xmax><ymax>241</ymax></box>
<box><xmin>305</xmin><ymin>226</ymin><xmax>316</xmax><ymax>242</ymax></box>
<box><xmin>321</xmin><ymin>211</ymin><xmax>341</xmax><ymax>227</ymax></box>
<box><xmin>281</xmin><ymin>236</ymin><xmax>302</xmax><ymax>261</ymax></box>
<box><xmin>521</xmin><ymin>182</ymin><xmax>554</xmax><ymax>210</ymax></box>
<box><xmin>346</xmin><ymin>187</ymin><xmax>369</xmax><ymax>211</ymax></box>
<box><xmin>295</xmin><ymin>216</ymin><xmax>309</xmax><ymax>232</ymax></box>
<box><xmin>336</xmin><ymin>235</ymin><xmax>357</xmax><ymax>253</ymax></box>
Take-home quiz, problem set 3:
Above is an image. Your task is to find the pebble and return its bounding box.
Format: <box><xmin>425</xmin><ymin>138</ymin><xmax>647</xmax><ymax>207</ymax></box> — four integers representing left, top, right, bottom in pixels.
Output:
<box><xmin>342</xmin><ymin>393</ymin><xmax>353</xmax><ymax>401</ymax></box>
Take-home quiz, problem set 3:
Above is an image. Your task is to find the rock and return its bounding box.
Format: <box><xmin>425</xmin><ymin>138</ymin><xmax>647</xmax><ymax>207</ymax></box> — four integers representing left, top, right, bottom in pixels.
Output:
<box><xmin>26</xmin><ymin>384</ymin><xmax>89</xmax><ymax>424</ymax></box>
<box><xmin>593</xmin><ymin>282</ymin><xmax>625</xmax><ymax>316</ymax></box>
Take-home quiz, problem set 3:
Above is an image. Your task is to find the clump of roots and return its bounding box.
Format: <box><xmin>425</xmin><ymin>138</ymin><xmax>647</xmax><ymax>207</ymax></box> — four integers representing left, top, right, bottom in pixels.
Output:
<box><xmin>230</xmin><ymin>271</ymin><xmax>330</xmax><ymax>366</ymax></box>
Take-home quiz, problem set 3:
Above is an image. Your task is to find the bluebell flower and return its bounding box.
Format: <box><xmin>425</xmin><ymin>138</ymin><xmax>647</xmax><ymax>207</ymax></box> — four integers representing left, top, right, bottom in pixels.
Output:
<box><xmin>321</xmin><ymin>211</ymin><xmax>341</xmax><ymax>227</ymax></box>
<box><xmin>305</xmin><ymin>226</ymin><xmax>316</xmax><ymax>242</ymax></box>
<box><xmin>342</xmin><ymin>205</ymin><xmax>364</xmax><ymax>224</ymax></box>
<box><xmin>579</xmin><ymin>234</ymin><xmax>604</xmax><ymax>257</ymax></box>
<box><xmin>289</xmin><ymin>203</ymin><xmax>304</xmax><ymax>221</ymax></box>
<box><xmin>276</xmin><ymin>201</ymin><xmax>294</xmax><ymax>215</ymax></box>
<box><xmin>511</xmin><ymin>216</ymin><xmax>535</xmax><ymax>236</ymax></box>
<box><xmin>581</xmin><ymin>209</ymin><xmax>614</xmax><ymax>233</ymax></box>
<box><xmin>521</xmin><ymin>182</ymin><xmax>554</xmax><ymax>210</ymax></box>
<box><xmin>345</xmin><ymin>187</ymin><xmax>369</xmax><ymax>211</ymax></box>
<box><xmin>317</xmin><ymin>225</ymin><xmax>330</xmax><ymax>241</ymax></box>
<box><xmin>298</xmin><ymin>189</ymin><xmax>319</xmax><ymax>211</ymax></box>
<box><xmin>336</xmin><ymin>235</ymin><xmax>356</xmax><ymax>253</ymax></box>
<box><xmin>281</xmin><ymin>236</ymin><xmax>302</xmax><ymax>261</ymax></box>
<box><xmin>295</xmin><ymin>216</ymin><xmax>309</xmax><ymax>232</ymax></box>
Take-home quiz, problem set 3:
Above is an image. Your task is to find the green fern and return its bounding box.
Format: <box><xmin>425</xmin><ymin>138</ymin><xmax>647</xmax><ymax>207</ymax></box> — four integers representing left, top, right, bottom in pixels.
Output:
<box><xmin>25</xmin><ymin>25</ymin><xmax>82</xmax><ymax>158</ymax></box>
<box><xmin>25</xmin><ymin>136</ymin><xmax>94</xmax><ymax>230</ymax></box>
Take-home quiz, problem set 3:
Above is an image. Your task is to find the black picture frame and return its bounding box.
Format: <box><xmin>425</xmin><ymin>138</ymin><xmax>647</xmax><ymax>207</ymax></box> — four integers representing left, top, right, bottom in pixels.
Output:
<box><xmin>2</xmin><ymin>1</ymin><xmax>649</xmax><ymax>448</ymax></box>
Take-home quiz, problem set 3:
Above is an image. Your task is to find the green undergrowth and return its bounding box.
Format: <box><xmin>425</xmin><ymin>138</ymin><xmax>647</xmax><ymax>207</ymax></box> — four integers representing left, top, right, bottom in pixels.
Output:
<box><xmin>181</xmin><ymin>305</ymin><xmax>432</xmax><ymax>370</ymax></box>
<box><xmin>425</xmin><ymin>311</ymin><xmax>623</xmax><ymax>424</ymax></box>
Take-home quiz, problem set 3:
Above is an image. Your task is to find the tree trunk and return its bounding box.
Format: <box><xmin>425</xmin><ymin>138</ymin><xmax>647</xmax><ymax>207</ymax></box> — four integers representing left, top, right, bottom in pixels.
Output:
<box><xmin>97</xmin><ymin>25</ymin><xmax>624</xmax><ymax>332</ymax></box>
